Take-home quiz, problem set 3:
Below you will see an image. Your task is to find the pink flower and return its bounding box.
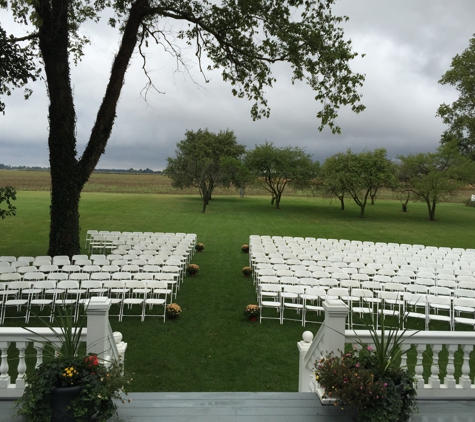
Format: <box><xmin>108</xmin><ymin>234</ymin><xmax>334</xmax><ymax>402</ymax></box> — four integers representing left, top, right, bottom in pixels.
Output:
<box><xmin>355</xmin><ymin>363</ymin><xmax>360</xmax><ymax>368</ymax></box>
<box><xmin>366</xmin><ymin>346</ymin><xmax>372</xmax><ymax>351</ymax></box>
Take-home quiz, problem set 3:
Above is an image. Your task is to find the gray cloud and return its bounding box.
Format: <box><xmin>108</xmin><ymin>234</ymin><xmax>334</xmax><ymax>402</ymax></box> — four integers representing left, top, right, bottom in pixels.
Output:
<box><xmin>1</xmin><ymin>0</ymin><xmax>474</xmax><ymax>170</ymax></box>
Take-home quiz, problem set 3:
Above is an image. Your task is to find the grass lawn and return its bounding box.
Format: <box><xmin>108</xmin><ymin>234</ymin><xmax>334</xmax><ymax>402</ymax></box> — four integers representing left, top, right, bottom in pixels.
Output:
<box><xmin>1</xmin><ymin>190</ymin><xmax>475</xmax><ymax>392</ymax></box>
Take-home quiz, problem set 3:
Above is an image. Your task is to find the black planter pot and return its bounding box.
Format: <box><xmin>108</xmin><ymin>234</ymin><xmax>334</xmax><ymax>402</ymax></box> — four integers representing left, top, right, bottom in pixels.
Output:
<box><xmin>50</xmin><ymin>385</ymin><xmax>82</xmax><ymax>422</ymax></box>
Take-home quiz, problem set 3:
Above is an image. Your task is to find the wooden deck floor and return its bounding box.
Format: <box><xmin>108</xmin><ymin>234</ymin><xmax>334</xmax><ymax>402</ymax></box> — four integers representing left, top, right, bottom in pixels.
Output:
<box><xmin>2</xmin><ymin>392</ymin><xmax>474</xmax><ymax>421</ymax></box>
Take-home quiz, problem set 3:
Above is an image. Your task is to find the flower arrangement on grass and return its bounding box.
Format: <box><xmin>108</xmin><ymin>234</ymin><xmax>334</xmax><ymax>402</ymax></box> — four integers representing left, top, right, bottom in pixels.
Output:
<box><xmin>243</xmin><ymin>304</ymin><xmax>260</xmax><ymax>319</ymax></box>
<box><xmin>195</xmin><ymin>243</ymin><xmax>205</xmax><ymax>252</ymax></box>
<box><xmin>314</xmin><ymin>316</ymin><xmax>417</xmax><ymax>422</ymax></box>
<box><xmin>241</xmin><ymin>244</ymin><xmax>249</xmax><ymax>253</ymax></box>
<box><xmin>186</xmin><ymin>263</ymin><xmax>200</xmax><ymax>275</ymax></box>
<box><xmin>166</xmin><ymin>303</ymin><xmax>182</xmax><ymax>318</ymax></box>
<box><xmin>242</xmin><ymin>266</ymin><xmax>252</xmax><ymax>276</ymax></box>
<box><xmin>15</xmin><ymin>307</ymin><xmax>131</xmax><ymax>422</ymax></box>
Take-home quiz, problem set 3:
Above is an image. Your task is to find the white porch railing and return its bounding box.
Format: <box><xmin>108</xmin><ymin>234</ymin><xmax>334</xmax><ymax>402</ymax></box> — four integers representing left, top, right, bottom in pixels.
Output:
<box><xmin>298</xmin><ymin>299</ymin><xmax>475</xmax><ymax>400</ymax></box>
<box><xmin>0</xmin><ymin>297</ymin><xmax>127</xmax><ymax>398</ymax></box>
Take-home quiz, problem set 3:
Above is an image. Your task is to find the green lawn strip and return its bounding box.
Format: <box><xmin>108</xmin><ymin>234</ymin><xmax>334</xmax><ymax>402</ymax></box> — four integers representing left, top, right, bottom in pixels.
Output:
<box><xmin>1</xmin><ymin>192</ymin><xmax>475</xmax><ymax>391</ymax></box>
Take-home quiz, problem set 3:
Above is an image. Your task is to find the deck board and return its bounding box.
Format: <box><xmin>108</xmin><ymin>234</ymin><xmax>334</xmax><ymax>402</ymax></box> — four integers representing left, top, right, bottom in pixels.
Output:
<box><xmin>1</xmin><ymin>392</ymin><xmax>474</xmax><ymax>422</ymax></box>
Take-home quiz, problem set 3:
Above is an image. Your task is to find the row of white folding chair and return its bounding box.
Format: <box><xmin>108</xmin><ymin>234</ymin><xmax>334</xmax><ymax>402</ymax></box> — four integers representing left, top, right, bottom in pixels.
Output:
<box><xmin>259</xmin><ymin>284</ymin><xmax>328</xmax><ymax>326</ymax></box>
<box><xmin>251</xmin><ymin>252</ymin><xmax>475</xmax><ymax>268</ymax></box>
<box><xmin>1</xmin><ymin>279</ymin><xmax>173</xmax><ymax>324</ymax></box>
<box><xmin>250</xmin><ymin>237</ymin><xmax>474</xmax><ymax>253</ymax></box>
<box><xmin>0</xmin><ymin>260</ymin><xmax>185</xmax><ymax>276</ymax></box>
<box><xmin>1</xmin><ymin>270</ymin><xmax>181</xmax><ymax>299</ymax></box>
<box><xmin>251</xmin><ymin>245</ymin><xmax>475</xmax><ymax>260</ymax></box>
<box><xmin>252</xmin><ymin>252</ymin><xmax>475</xmax><ymax>268</ymax></box>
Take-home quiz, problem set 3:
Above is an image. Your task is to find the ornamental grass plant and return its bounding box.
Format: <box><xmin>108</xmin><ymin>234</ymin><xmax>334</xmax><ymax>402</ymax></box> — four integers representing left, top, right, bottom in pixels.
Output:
<box><xmin>314</xmin><ymin>314</ymin><xmax>418</xmax><ymax>422</ymax></box>
<box><xmin>15</xmin><ymin>307</ymin><xmax>131</xmax><ymax>422</ymax></box>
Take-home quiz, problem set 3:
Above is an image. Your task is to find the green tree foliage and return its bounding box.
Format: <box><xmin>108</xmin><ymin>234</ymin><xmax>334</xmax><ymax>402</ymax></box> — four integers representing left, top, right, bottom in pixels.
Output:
<box><xmin>0</xmin><ymin>0</ymin><xmax>364</xmax><ymax>255</ymax></box>
<box><xmin>164</xmin><ymin>129</ymin><xmax>246</xmax><ymax>213</ymax></box>
<box><xmin>438</xmin><ymin>34</ymin><xmax>475</xmax><ymax>160</ymax></box>
<box><xmin>0</xmin><ymin>186</ymin><xmax>17</xmax><ymax>218</ymax></box>
<box><xmin>0</xmin><ymin>24</ymin><xmax>38</xmax><ymax>114</ymax></box>
<box><xmin>320</xmin><ymin>149</ymin><xmax>396</xmax><ymax>218</ymax></box>
<box><xmin>318</xmin><ymin>152</ymin><xmax>351</xmax><ymax>210</ymax></box>
<box><xmin>244</xmin><ymin>142</ymin><xmax>318</xmax><ymax>209</ymax></box>
<box><xmin>397</xmin><ymin>144</ymin><xmax>475</xmax><ymax>221</ymax></box>
<box><xmin>1</xmin><ymin>0</ymin><xmax>365</xmax><ymax>256</ymax></box>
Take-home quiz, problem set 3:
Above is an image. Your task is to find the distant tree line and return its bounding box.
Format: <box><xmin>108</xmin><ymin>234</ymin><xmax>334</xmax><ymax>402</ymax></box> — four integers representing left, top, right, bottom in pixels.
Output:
<box><xmin>0</xmin><ymin>164</ymin><xmax>161</xmax><ymax>174</ymax></box>
<box><xmin>165</xmin><ymin>129</ymin><xmax>475</xmax><ymax>220</ymax></box>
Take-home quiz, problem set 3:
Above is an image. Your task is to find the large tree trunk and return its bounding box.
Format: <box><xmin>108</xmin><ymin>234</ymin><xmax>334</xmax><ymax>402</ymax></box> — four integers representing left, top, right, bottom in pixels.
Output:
<box><xmin>370</xmin><ymin>187</ymin><xmax>378</xmax><ymax>205</ymax></box>
<box><xmin>38</xmin><ymin>0</ymin><xmax>81</xmax><ymax>256</ymax></box>
<box><xmin>428</xmin><ymin>199</ymin><xmax>437</xmax><ymax>221</ymax></box>
<box><xmin>36</xmin><ymin>0</ymin><xmax>146</xmax><ymax>256</ymax></box>
<box><xmin>338</xmin><ymin>195</ymin><xmax>344</xmax><ymax>210</ymax></box>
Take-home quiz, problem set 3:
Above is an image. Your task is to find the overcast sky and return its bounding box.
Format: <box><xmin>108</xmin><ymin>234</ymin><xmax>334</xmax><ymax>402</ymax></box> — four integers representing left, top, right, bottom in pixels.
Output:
<box><xmin>1</xmin><ymin>1</ymin><xmax>474</xmax><ymax>170</ymax></box>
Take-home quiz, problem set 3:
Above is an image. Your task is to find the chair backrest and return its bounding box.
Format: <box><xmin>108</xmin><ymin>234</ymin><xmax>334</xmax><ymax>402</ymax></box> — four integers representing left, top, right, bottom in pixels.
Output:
<box><xmin>453</xmin><ymin>297</ymin><xmax>475</xmax><ymax>310</ymax></box>
<box><xmin>429</xmin><ymin>286</ymin><xmax>453</xmax><ymax>296</ymax></box>
<box><xmin>406</xmin><ymin>284</ymin><xmax>428</xmax><ymax>294</ymax></box>
<box><xmin>0</xmin><ymin>273</ymin><xmax>22</xmax><ymax>282</ymax></box>
<box><xmin>455</xmin><ymin>289</ymin><xmax>475</xmax><ymax>299</ymax></box>
<box><xmin>57</xmin><ymin>280</ymin><xmax>80</xmax><ymax>290</ymax></box>
<box><xmin>69</xmin><ymin>272</ymin><xmax>90</xmax><ymax>281</ymax></box>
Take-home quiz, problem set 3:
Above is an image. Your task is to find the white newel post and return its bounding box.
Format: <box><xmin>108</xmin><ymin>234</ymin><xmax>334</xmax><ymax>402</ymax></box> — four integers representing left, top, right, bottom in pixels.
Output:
<box><xmin>297</xmin><ymin>331</ymin><xmax>314</xmax><ymax>392</ymax></box>
<box><xmin>297</xmin><ymin>300</ymin><xmax>349</xmax><ymax>393</ymax></box>
<box><xmin>86</xmin><ymin>297</ymin><xmax>114</xmax><ymax>360</ymax></box>
<box><xmin>322</xmin><ymin>300</ymin><xmax>348</xmax><ymax>355</ymax></box>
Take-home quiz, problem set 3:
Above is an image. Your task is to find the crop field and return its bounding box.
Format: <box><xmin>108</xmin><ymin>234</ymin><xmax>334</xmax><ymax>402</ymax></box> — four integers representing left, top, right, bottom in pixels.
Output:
<box><xmin>1</xmin><ymin>170</ymin><xmax>475</xmax><ymax>392</ymax></box>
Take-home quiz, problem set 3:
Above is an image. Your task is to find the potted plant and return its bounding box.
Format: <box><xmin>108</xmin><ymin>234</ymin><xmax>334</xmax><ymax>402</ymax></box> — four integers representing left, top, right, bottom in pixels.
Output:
<box><xmin>186</xmin><ymin>263</ymin><xmax>200</xmax><ymax>275</ymax></box>
<box><xmin>241</xmin><ymin>244</ymin><xmax>249</xmax><ymax>253</ymax></box>
<box><xmin>314</xmin><ymin>316</ymin><xmax>418</xmax><ymax>422</ymax></box>
<box><xmin>15</xmin><ymin>306</ymin><xmax>131</xmax><ymax>422</ymax></box>
<box><xmin>243</xmin><ymin>304</ymin><xmax>260</xmax><ymax>321</ymax></box>
<box><xmin>195</xmin><ymin>243</ymin><xmax>205</xmax><ymax>252</ymax></box>
<box><xmin>166</xmin><ymin>303</ymin><xmax>182</xmax><ymax>319</ymax></box>
<box><xmin>242</xmin><ymin>266</ymin><xmax>252</xmax><ymax>277</ymax></box>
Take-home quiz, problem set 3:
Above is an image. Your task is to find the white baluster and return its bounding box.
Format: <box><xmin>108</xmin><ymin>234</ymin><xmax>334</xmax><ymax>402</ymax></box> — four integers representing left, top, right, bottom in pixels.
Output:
<box><xmin>16</xmin><ymin>341</ymin><xmax>27</xmax><ymax>388</ymax></box>
<box><xmin>445</xmin><ymin>344</ymin><xmax>458</xmax><ymax>389</ymax></box>
<box><xmin>415</xmin><ymin>344</ymin><xmax>425</xmax><ymax>390</ymax></box>
<box><xmin>401</xmin><ymin>345</ymin><xmax>408</xmax><ymax>370</ymax></box>
<box><xmin>460</xmin><ymin>344</ymin><xmax>472</xmax><ymax>389</ymax></box>
<box><xmin>0</xmin><ymin>342</ymin><xmax>10</xmax><ymax>389</ymax></box>
<box><xmin>34</xmin><ymin>342</ymin><xmax>44</xmax><ymax>368</ymax></box>
<box><xmin>429</xmin><ymin>344</ymin><xmax>442</xmax><ymax>389</ymax></box>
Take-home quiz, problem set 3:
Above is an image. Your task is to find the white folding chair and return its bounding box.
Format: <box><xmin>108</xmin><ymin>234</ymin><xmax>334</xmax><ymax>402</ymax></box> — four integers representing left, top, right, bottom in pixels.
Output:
<box><xmin>426</xmin><ymin>294</ymin><xmax>452</xmax><ymax>330</ymax></box>
<box><xmin>301</xmin><ymin>287</ymin><xmax>326</xmax><ymax>327</ymax></box>
<box><xmin>281</xmin><ymin>285</ymin><xmax>305</xmax><ymax>325</ymax></box>
<box><xmin>259</xmin><ymin>284</ymin><xmax>282</xmax><ymax>324</ymax></box>
<box><xmin>453</xmin><ymin>297</ymin><xmax>475</xmax><ymax>330</ymax></box>
<box><xmin>143</xmin><ymin>280</ymin><xmax>168</xmax><ymax>321</ymax></box>
<box><xmin>120</xmin><ymin>280</ymin><xmax>149</xmax><ymax>321</ymax></box>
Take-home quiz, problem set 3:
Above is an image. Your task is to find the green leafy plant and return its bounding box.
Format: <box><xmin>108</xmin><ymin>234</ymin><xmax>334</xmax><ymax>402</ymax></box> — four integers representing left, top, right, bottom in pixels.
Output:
<box><xmin>15</xmin><ymin>306</ymin><xmax>132</xmax><ymax>422</ymax></box>
<box><xmin>186</xmin><ymin>263</ymin><xmax>200</xmax><ymax>275</ymax></box>
<box><xmin>195</xmin><ymin>243</ymin><xmax>205</xmax><ymax>251</ymax></box>
<box><xmin>242</xmin><ymin>266</ymin><xmax>252</xmax><ymax>276</ymax></box>
<box><xmin>241</xmin><ymin>244</ymin><xmax>249</xmax><ymax>253</ymax></box>
<box><xmin>463</xmin><ymin>198</ymin><xmax>475</xmax><ymax>207</ymax></box>
<box><xmin>243</xmin><ymin>304</ymin><xmax>260</xmax><ymax>318</ymax></box>
<box><xmin>314</xmin><ymin>314</ymin><xmax>418</xmax><ymax>421</ymax></box>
